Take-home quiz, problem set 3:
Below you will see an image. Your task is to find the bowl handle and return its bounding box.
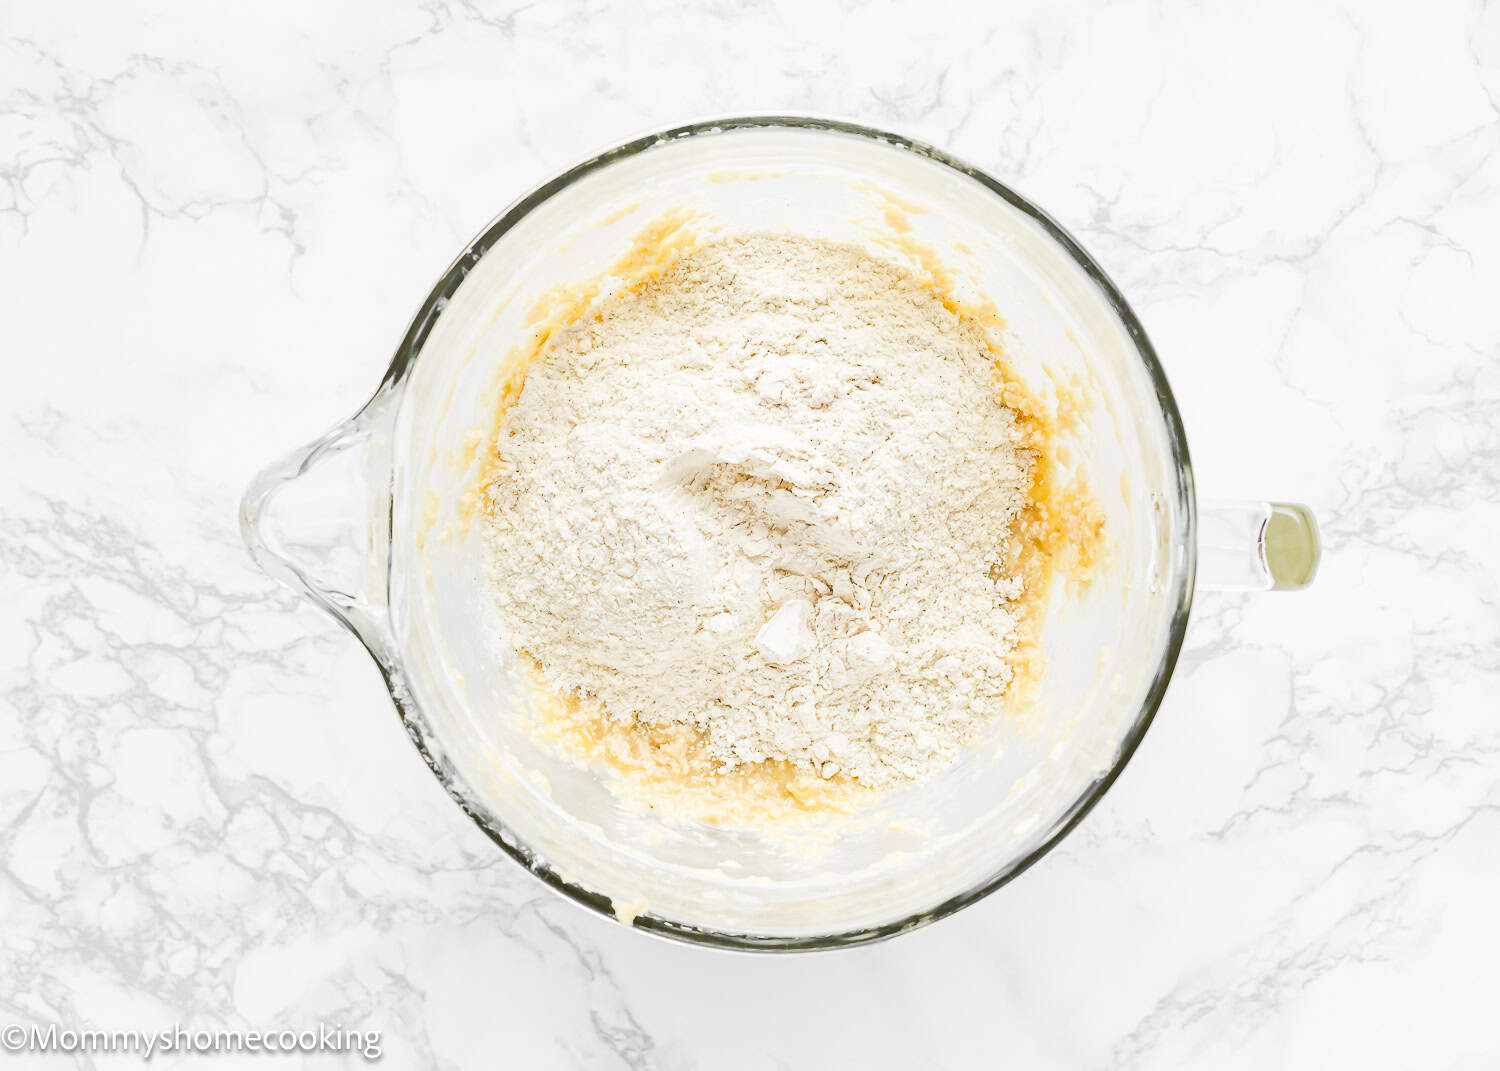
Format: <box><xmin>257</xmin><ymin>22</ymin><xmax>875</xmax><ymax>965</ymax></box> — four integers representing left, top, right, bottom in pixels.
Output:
<box><xmin>1196</xmin><ymin>500</ymin><xmax>1321</xmax><ymax>592</ymax></box>
<box><xmin>239</xmin><ymin>396</ymin><xmax>397</xmax><ymax>650</ymax></box>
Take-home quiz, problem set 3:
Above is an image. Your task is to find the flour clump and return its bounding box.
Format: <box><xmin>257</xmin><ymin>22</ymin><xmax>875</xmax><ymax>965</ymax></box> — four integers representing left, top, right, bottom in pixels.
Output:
<box><xmin>482</xmin><ymin>233</ymin><xmax>1033</xmax><ymax>786</ymax></box>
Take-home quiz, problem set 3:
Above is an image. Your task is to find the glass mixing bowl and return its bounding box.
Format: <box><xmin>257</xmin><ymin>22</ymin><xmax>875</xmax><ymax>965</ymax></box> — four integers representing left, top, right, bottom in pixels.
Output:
<box><xmin>241</xmin><ymin>116</ymin><xmax>1318</xmax><ymax>950</ymax></box>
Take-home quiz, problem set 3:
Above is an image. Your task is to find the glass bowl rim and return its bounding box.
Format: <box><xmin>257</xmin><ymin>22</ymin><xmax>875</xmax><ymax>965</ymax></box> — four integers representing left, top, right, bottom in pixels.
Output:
<box><xmin>369</xmin><ymin>113</ymin><xmax>1197</xmax><ymax>952</ymax></box>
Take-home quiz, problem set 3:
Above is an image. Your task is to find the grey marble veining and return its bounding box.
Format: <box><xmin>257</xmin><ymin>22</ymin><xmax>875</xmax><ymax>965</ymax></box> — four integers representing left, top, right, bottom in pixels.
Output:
<box><xmin>3</xmin><ymin>0</ymin><xmax>1498</xmax><ymax>1066</ymax></box>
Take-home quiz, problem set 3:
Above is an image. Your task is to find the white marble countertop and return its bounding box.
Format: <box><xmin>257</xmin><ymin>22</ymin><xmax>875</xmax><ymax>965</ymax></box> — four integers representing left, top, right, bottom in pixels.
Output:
<box><xmin>4</xmin><ymin>0</ymin><xmax>1497</xmax><ymax>1067</ymax></box>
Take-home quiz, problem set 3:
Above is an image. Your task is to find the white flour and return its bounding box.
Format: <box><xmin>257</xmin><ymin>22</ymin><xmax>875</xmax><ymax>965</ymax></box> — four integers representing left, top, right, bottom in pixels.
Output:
<box><xmin>483</xmin><ymin>234</ymin><xmax>1032</xmax><ymax>786</ymax></box>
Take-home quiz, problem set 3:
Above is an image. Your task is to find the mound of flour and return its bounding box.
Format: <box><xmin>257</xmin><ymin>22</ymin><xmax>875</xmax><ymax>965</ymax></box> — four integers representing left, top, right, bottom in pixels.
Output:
<box><xmin>482</xmin><ymin>233</ymin><xmax>1032</xmax><ymax>786</ymax></box>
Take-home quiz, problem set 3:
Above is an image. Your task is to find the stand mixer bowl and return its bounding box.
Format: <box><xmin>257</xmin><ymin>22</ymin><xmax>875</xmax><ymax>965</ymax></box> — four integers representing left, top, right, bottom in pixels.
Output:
<box><xmin>241</xmin><ymin>116</ymin><xmax>1316</xmax><ymax>950</ymax></box>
